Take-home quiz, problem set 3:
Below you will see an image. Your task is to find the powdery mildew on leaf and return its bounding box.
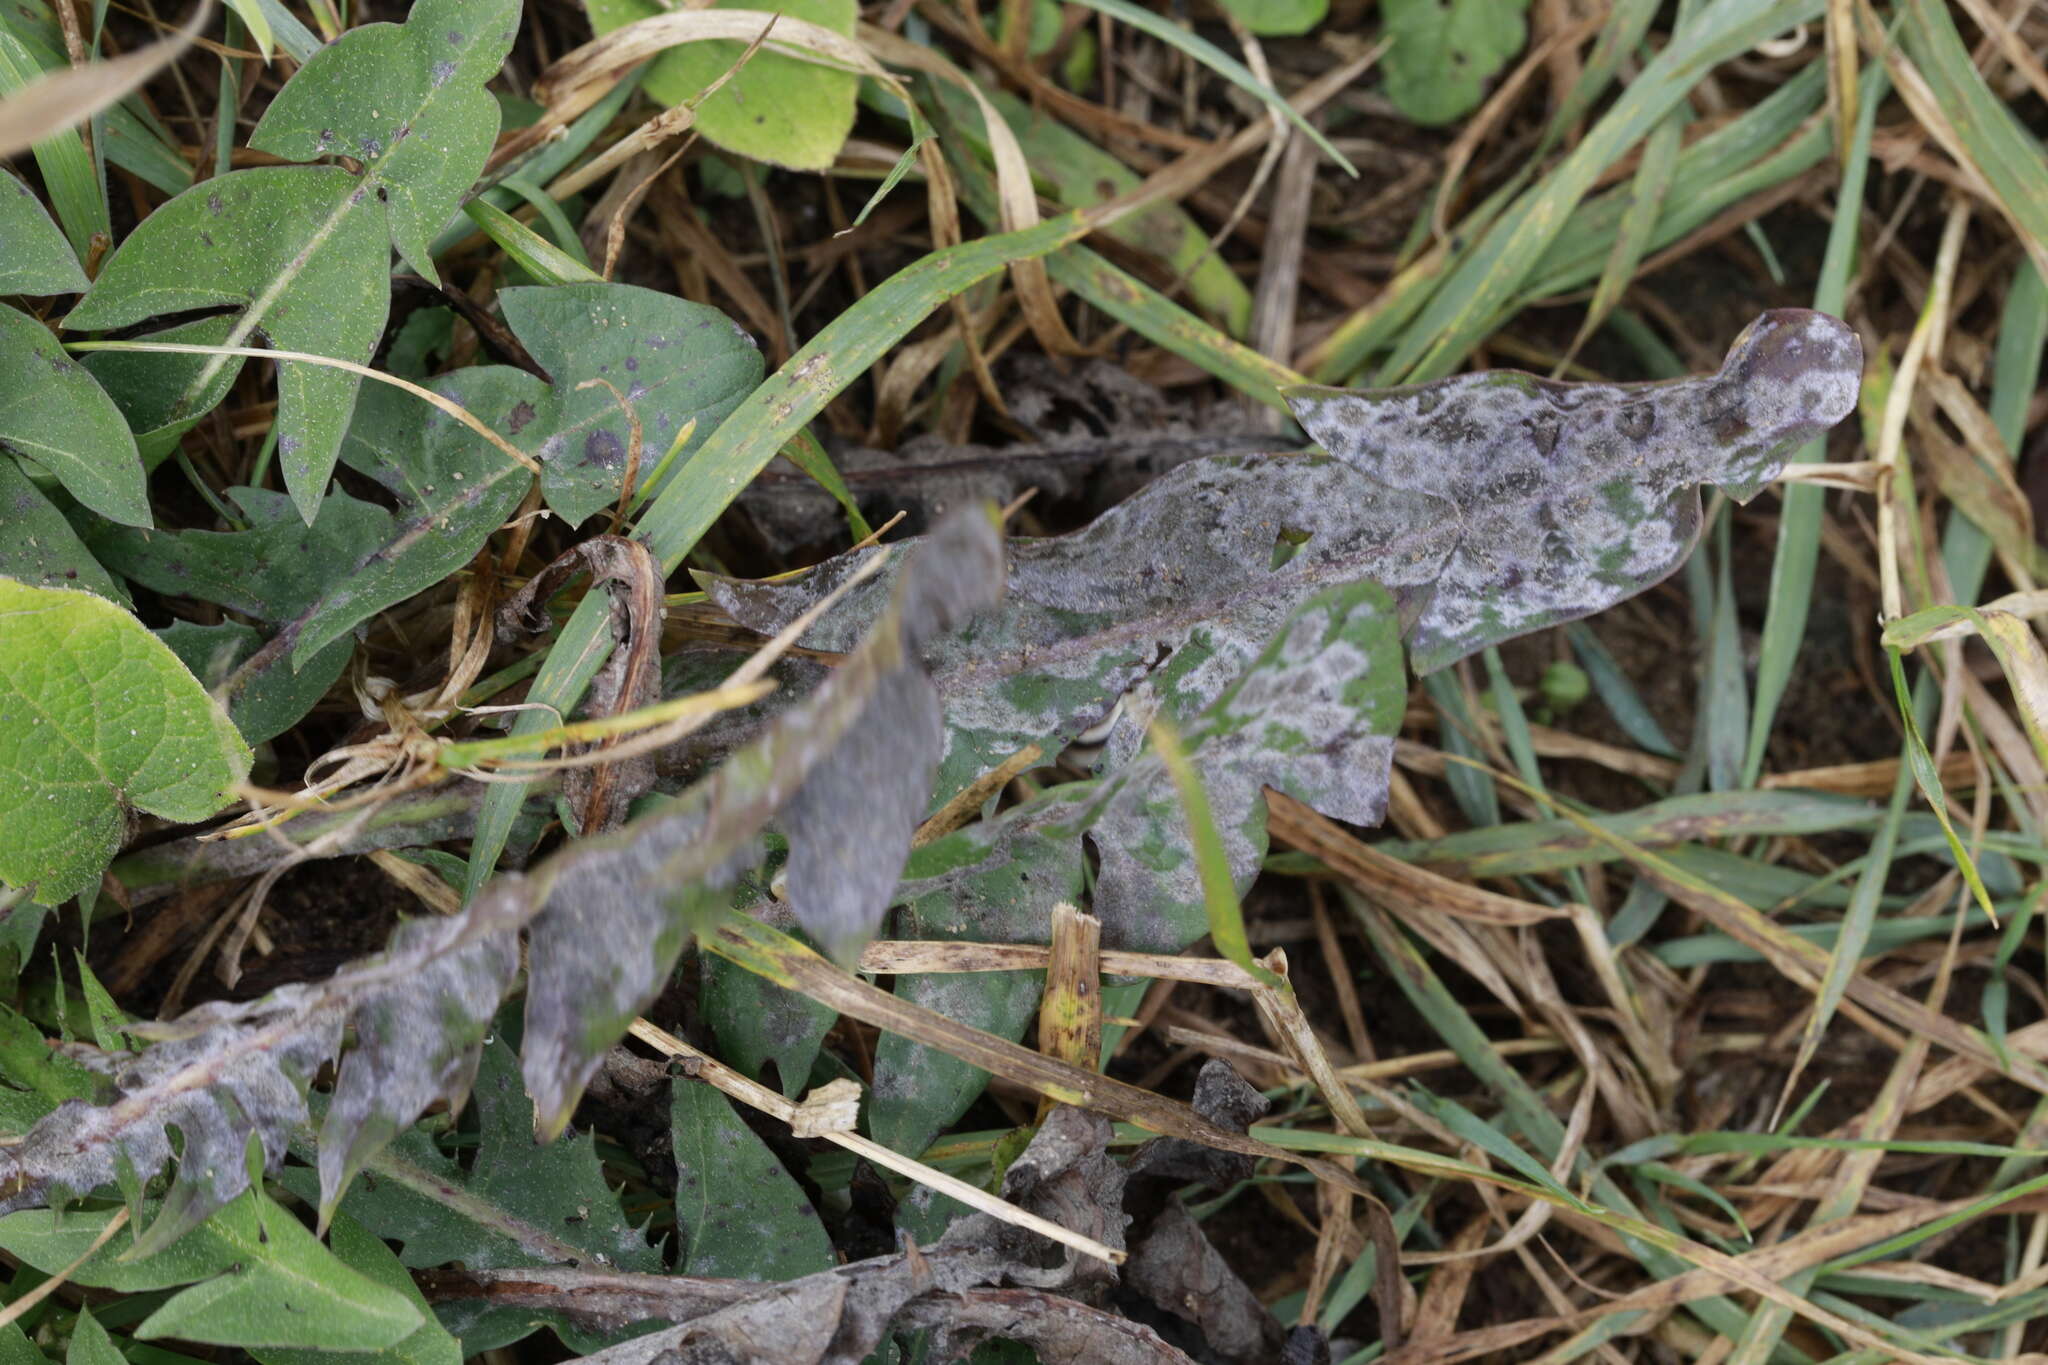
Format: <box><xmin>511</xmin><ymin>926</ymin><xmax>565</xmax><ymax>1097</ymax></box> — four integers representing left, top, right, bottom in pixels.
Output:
<box><xmin>516</xmin><ymin>511</ymin><xmax>1006</xmax><ymax>1135</ymax></box>
<box><xmin>871</xmin><ymin>583</ymin><xmax>1403</xmax><ymax>1152</ymax></box>
<box><xmin>1285</xmin><ymin>308</ymin><xmax>1862</xmax><ymax>671</ymax></box>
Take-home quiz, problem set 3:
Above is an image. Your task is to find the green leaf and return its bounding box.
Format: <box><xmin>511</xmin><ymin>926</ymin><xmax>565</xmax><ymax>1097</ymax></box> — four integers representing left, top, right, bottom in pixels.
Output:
<box><xmin>0</xmin><ymin>455</ymin><xmax>125</xmax><ymax>601</ymax></box>
<box><xmin>932</xmin><ymin>84</ymin><xmax>1251</xmax><ymax>337</ymax></box>
<box><xmin>0</xmin><ymin>308</ymin><xmax>147</xmax><ymax>527</ymax></box>
<box><xmin>1380</xmin><ymin>0</ymin><xmax>1531</xmax><ymax>126</ymax></box>
<box><xmin>672</xmin><ymin>1080</ymin><xmax>834</xmax><ymax>1280</ymax></box>
<box><xmin>499</xmin><ymin>283</ymin><xmax>764</xmax><ymax>526</ymax></box>
<box><xmin>66</xmin><ymin>1311</ymin><xmax>126</xmax><ymax>1365</ymax></box>
<box><xmin>292</xmin><ymin>1037</ymin><xmax>657</xmax><ymax>1353</ymax></box>
<box><xmin>0</xmin><ymin>578</ymin><xmax>250</xmax><ymax>904</ymax></box>
<box><xmin>0</xmin><ymin>1189</ymin><xmax>422</xmax><ymax>1350</ymax></box>
<box><xmin>64</xmin><ymin>0</ymin><xmax>518</xmax><ymax>521</ymax></box>
<box><xmin>1214</xmin><ymin>0</ymin><xmax>1328</xmax><ymax>36</ymax></box>
<box><xmin>0</xmin><ymin>999</ymin><xmax>97</xmax><ymax>1132</ymax></box>
<box><xmin>702</xmin><ymin>949</ymin><xmax>835</xmax><ymax>1098</ymax></box>
<box><xmin>588</xmin><ymin>0</ymin><xmax>859</xmax><ymax>172</ymax></box>
<box><xmin>0</xmin><ymin>167</ymin><xmax>85</xmax><ymax>294</ymax></box>
<box><xmin>249</xmin><ymin>1212</ymin><xmax>462</xmax><ymax>1365</ymax></box>
<box><xmin>92</xmin><ymin>487</ymin><xmax>385</xmax><ymax>744</ymax></box>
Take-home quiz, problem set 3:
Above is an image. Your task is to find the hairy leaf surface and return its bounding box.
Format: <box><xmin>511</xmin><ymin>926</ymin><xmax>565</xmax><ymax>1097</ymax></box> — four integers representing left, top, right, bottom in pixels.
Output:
<box><xmin>0</xmin><ymin>579</ymin><xmax>249</xmax><ymax>905</ymax></box>
<box><xmin>64</xmin><ymin>0</ymin><xmax>519</xmax><ymax>521</ymax></box>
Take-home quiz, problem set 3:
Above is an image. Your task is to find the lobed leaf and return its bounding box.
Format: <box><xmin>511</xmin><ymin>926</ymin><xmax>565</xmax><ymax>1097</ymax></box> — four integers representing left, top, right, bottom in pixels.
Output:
<box><xmin>516</xmin><ymin>510</ymin><xmax>1006</xmax><ymax>1136</ymax></box>
<box><xmin>0</xmin><ymin>579</ymin><xmax>249</xmax><ymax>906</ymax></box>
<box><xmin>1287</xmin><ymin>308</ymin><xmax>1862</xmax><ymax>671</ymax></box>
<box><xmin>672</xmin><ymin>1080</ymin><xmax>834</xmax><ymax>1280</ymax></box>
<box><xmin>64</xmin><ymin>0</ymin><xmax>519</xmax><ymax>521</ymax></box>
<box><xmin>873</xmin><ymin>581</ymin><xmax>1405</xmax><ymax>1151</ymax></box>
<box><xmin>1380</xmin><ymin>0</ymin><xmax>1531</xmax><ymax>126</ymax></box>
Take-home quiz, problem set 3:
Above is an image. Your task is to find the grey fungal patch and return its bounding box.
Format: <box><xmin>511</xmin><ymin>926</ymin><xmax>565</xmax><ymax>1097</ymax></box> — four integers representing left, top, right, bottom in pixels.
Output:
<box><xmin>507</xmin><ymin>400</ymin><xmax>536</xmax><ymax>434</ymax></box>
<box><xmin>582</xmin><ymin>428</ymin><xmax>626</xmax><ymax>469</ymax></box>
<box><xmin>431</xmin><ymin>59</ymin><xmax>457</xmax><ymax>86</ymax></box>
<box><xmin>1284</xmin><ymin>308</ymin><xmax>1861</xmax><ymax>671</ymax></box>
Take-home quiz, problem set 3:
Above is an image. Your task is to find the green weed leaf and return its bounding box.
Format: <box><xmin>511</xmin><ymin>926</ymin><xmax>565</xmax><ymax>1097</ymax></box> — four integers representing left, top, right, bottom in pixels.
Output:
<box><xmin>1213</xmin><ymin>0</ymin><xmax>1328</xmax><ymax>36</ymax></box>
<box><xmin>64</xmin><ymin>0</ymin><xmax>519</xmax><ymax>522</ymax></box>
<box><xmin>0</xmin><ymin>578</ymin><xmax>249</xmax><ymax>905</ymax></box>
<box><xmin>251</xmin><ymin>1212</ymin><xmax>463</xmax><ymax>1365</ymax></box>
<box><xmin>295</xmin><ymin>1037</ymin><xmax>658</xmax><ymax>1352</ymax></box>
<box><xmin>672</xmin><ymin>1080</ymin><xmax>834</xmax><ymax>1279</ymax></box>
<box><xmin>0</xmin><ymin>309</ymin><xmax>147</xmax><ymax>527</ymax></box>
<box><xmin>1380</xmin><ymin>0</ymin><xmax>1531</xmax><ymax>126</ymax></box>
<box><xmin>0</xmin><ymin>456</ymin><xmax>125</xmax><ymax>601</ymax></box>
<box><xmin>0</xmin><ymin>167</ymin><xmax>84</xmax><ymax>294</ymax></box>
<box><xmin>0</xmin><ymin>1189</ymin><xmax>422</xmax><ymax>1350</ymax></box>
<box><xmin>588</xmin><ymin>0</ymin><xmax>860</xmax><ymax>172</ymax></box>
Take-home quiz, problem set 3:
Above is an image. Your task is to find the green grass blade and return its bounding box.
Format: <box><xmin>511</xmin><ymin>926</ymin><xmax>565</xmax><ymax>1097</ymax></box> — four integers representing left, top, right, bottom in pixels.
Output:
<box><xmin>1744</xmin><ymin>58</ymin><xmax>1888</xmax><ymax>785</ymax></box>
<box><xmin>1151</xmin><ymin>719</ymin><xmax>1281</xmax><ymax>989</ymax></box>
<box><xmin>463</xmin><ymin>196</ymin><xmax>602</xmax><ymax>285</ymax></box>
<box><xmin>462</xmin><ymin>212</ymin><xmax>1091</xmax><ymax>898</ymax></box>
<box><xmin>1885</xmin><ymin>648</ymin><xmax>1999</xmax><ymax>922</ymax></box>
<box><xmin>1941</xmin><ymin>261</ymin><xmax>2047</xmax><ymax>606</ymax></box>
<box><xmin>1380</xmin><ymin>0</ymin><xmax>1825</xmax><ymax>383</ymax></box>
<box><xmin>1061</xmin><ymin>0</ymin><xmax>1354</xmax><ymax>176</ymax></box>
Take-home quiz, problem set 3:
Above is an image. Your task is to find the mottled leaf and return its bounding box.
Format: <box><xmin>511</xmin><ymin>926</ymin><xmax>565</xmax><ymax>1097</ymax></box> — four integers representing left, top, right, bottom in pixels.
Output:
<box><xmin>1380</xmin><ymin>0</ymin><xmax>1531</xmax><ymax>126</ymax></box>
<box><xmin>586</xmin><ymin>0</ymin><xmax>859</xmax><ymax>172</ymax></box>
<box><xmin>64</xmin><ymin>0</ymin><xmax>518</xmax><ymax>521</ymax></box>
<box><xmin>0</xmin><ymin>579</ymin><xmax>250</xmax><ymax>906</ymax></box>
<box><xmin>0</xmin><ymin>1189</ymin><xmax>422</xmax><ymax>1350</ymax></box>
<box><xmin>0</xmin><ymin>456</ymin><xmax>124</xmax><ymax>601</ymax></box>
<box><xmin>706</xmin><ymin>454</ymin><xmax>1442</xmax><ymax>807</ymax></box>
<box><xmin>1285</xmin><ymin>307</ymin><xmax>1862</xmax><ymax>671</ymax></box>
<box><xmin>0</xmin><ymin>166</ymin><xmax>84</xmax><ymax>294</ymax></box>
<box><xmin>0</xmin><ymin>307</ymin><xmax>147</xmax><ymax>527</ymax></box>
<box><xmin>871</xmin><ymin>582</ymin><xmax>1404</xmax><ymax>1151</ymax></box>
<box><xmin>672</xmin><ymin>1079</ymin><xmax>834</xmax><ymax>1280</ymax></box>
<box><xmin>702</xmin><ymin>933</ymin><xmax>835</xmax><ymax>1098</ymax></box>
<box><xmin>517</xmin><ymin>510</ymin><xmax>1005</xmax><ymax>1137</ymax></box>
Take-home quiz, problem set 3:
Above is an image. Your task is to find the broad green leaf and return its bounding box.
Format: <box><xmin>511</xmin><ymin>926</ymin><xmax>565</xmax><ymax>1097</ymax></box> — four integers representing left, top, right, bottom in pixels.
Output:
<box><xmin>66</xmin><ymin>1312</ymin><xmax>124</xmax><ymax>1365</ymax></box>
<box><xmin>934</xmin><ymin>84</ymin><xmax>1252</xmax><ymax>336</ymax></box>
<box><xmin>252</xmin><ymin>1212</ymin><xmax>462</xmax><ymax>1365</ymax></box>
<box><xmin>1214</xmin><ymin>0</ymin><xmax>1327</xmax><ymax>36</ymax></box>
<box><xmin>0</xmin><ymin>167</ymin><xmax>84</xmax><ymax>294</ymax></box>
<box><xmin>65</xmin><ymin>0</ymin><xmax>518</xmax><ymax>521</ymax></box>
<box><xmin>587</xmin><ymin>0</ymin><xmax>859</xmax><ymax>172</ymax></box>
<box><xmin>83</xmin><ymin>315</ymin><xmax>243</xmax><ymax>467</ymax></box>
<box><xmin>702</xmin><ymin>930</ymin><xmax>835</xmax><ymax>1097</ymax></box>
<box><xmin>290</xmin><ymin>1038</ymin><xmax>656</xmax><ymax>1353</ymax></box>
<box><xmin>0</xmin><ymin>1189</ymin><xmax>422</xmax><ymax>1350</ymax></box>
<box><xmin>94</xmin><ymin>283</ymin><xmax>759</xmax><ymax>738</ymax></box>
<box><xmin>1381</xmin><ymin>0</ymin><xmax>1531</xmax><ymax>126</ymax></box>
<box><xmin>672</xmin><ymin>1080</ymin><xmax>833</xmax><ymax>1280</ymax></box>
<box><xmin>0</xmin><ymin>455</ymin><xmax>125</xmax><ymax>601</ymax></box>
<box><xmin>498</xmin><ymin>283</ymin><xmax>764</xmax><ymax>525</ymax></box>
<box><xmin>0</xmin><ymin>1325</ymin><xmax>47</xmax><ymax>1365</ymax></box>
<box><xmin>0</xmin><ymin>1000</ymin><xmax>97</xmax><ymax>1132</ymax></box>
<box><xmin>93</xmin><ymin>487</ymin><xmax>387</xmax><ymax>744</ymax></box>
<box><xmin>0</xmin><ymin>578</ymin><xmax>249</xmax><ymax>904</ymax></box>
<box><xmin>0</xmin><ymin>307</ymin><xmax>147</xmax><ymax>527</ymax></box>
<box><xmin>1287</xmin><ymin>309</ymin><xmax>1862</xmax><ymax>670</ymax></box>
